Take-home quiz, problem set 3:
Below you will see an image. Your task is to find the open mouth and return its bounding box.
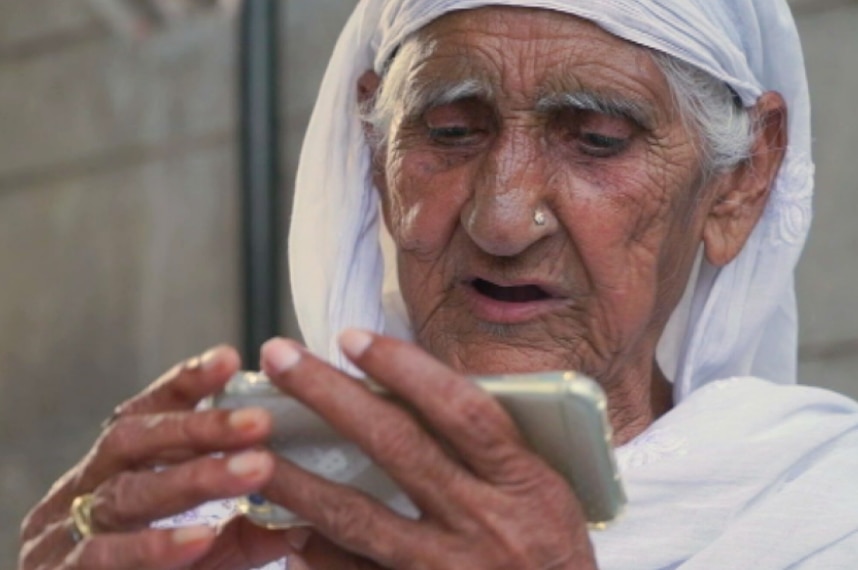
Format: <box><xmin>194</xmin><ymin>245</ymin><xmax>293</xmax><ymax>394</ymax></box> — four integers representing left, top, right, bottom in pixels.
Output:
<box><xmin>471</xmin><ymin>278</ymin><xmax>553</xmax><ymax>303</ymax></box>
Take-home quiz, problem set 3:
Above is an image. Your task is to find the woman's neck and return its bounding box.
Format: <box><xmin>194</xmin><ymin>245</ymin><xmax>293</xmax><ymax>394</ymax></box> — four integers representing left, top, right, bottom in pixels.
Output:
<box><xmin>605</xmin><ymin>362</ymin><xmax>674</xmax><ymax>446</ymax></box>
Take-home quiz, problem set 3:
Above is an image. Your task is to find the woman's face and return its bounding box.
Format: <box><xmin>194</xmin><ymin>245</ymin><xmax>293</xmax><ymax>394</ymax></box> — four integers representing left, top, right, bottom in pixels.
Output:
<box><xmin>371</xmin><ymin>8</ymin><xmax>721</xmax><ymax>387</ymax></box>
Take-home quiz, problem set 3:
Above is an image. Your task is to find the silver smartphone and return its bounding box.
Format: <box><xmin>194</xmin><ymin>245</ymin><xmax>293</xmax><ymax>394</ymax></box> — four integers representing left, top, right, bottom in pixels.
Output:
<box><xmin>207</xmin><ymin>371</ymin><xmax>625</xmax><ymax>529</ymax></box>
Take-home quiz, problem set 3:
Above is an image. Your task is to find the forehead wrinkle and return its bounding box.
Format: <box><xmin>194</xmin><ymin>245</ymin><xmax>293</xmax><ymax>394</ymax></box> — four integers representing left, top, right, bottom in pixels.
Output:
<box><xmin>394</xmin><ymin>37</ymin><xmax>497</xmax><ymax>114</ymax></box>
<box><xmin>408</xmin><ymin>20</ymin><xmax>551</xmax><ymax>109</ymax></box>
<box><xmin>416</xmin><ymin>8</ymin><xmax>660</xmax><ymax>92</ymax></box>
<box><xmin>394</xmin><ymin>10</ymin><xmax>675</xmax><ymax>132</ymax></box>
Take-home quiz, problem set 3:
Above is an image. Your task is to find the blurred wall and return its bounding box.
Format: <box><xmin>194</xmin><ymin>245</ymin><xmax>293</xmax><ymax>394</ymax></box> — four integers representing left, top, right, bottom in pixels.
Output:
<box><xmin>793</xmin><ymin>1</ymin><xmax>858</xmax><ymax>397</ymax></box>
<box><xmin>1</xmin><ymin>0</ymin><xmax>856</xmax><ymax>566</ymax></box>
<box><xmin>0</xmin><ymin>0</ymin><xmax>355</xmax><ymax>563</ymax></box>
<box><xmin>0</xmin><ymin>0</ymin><xmax>243</xmax><ymax>556</ymax></box>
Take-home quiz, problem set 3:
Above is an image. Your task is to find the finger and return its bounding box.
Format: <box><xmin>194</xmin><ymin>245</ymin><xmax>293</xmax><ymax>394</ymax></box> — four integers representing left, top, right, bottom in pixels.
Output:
<box><xmin>288</xmin><ymin>556</ymin><xmax>312</xmax><ymax>570</ymax></box>
<box><xmin>89</xmin><ymin>450</ymin><xmax>274</xmax><ymax>533</ymax></box>
<box><xmin>84</xmin><ymin>407</ymin><xmax>272</xmax><ymax>486</ymax></box>
<box><xmin>20</xmin><ymin>348</ymin><xmax>245</xmax><ymax>551</ymax></box>
<box><xmin>295</xmin><ymin>532</ymin><xmax>388</xmax><ymax>570</ymax></box>
<box><xmin>28</xmin><ymin>407</ymin><xmax>272</xmax><ymax>532</ymax></box>
<box><xmin>18</xmin><ymin>519</ymin><xmax>76</xmax><ymax>569</ymax></box>
<box><xmin>337</xmin><ymin>330</ymin><xmax>533</xmax><ymax>485</ymax></box>
<box><xmin>62</xmin><ymin>526</ymin><xmax>215</xmax><ymax>570</ymax></box>
<box><xmin>190</xmin><ymin>517</ymin><xmax>297</xmax><ymax>570</ymax></box>
<box><xmin>114</xmin><ymin>345</ymin><xmax>241</xmax><ymax>419</ymax></box>
<box><xmin>260</xmin><ymin>338</ymin><xmax>468</xmax><ymax>518</ymax></box>
<box><xmin>263</xmin><ymin>456</ymin><xmax>425</xmax><ymax>570</ymax></box>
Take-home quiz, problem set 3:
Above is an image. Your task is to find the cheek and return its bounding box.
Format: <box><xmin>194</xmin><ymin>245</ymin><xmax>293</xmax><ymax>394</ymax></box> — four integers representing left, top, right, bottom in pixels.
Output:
<box><xmin>385</xmin><ymin>152</ymin><xmax>472</xmax><ymax>259</ymax></box>
<box><xmin>567</xmin><ymin>135</ymin><xmax>700</xmax><ymax>253</ymax></box>
<box><xmin>556</xmin><ymin>150</ymin><xmax>698</xmax><ymax>332</ymax></box>
<box><xmin>562</xmin><ymin>196</ymin><xmax>661</xmax><ymax>336</ymax></box>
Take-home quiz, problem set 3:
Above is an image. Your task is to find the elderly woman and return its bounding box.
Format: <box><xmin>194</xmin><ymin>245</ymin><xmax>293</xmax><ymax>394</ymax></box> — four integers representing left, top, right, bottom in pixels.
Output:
<box><xmin>18</xmin><ymin>1</ymin><xmax>858</xmax><ymax>569</ymax></box>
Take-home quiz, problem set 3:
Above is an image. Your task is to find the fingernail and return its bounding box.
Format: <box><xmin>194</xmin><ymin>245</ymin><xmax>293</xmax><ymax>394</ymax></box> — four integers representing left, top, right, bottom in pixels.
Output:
<box><xmin>229</xmin><ymin>407</ymin><xmax>269</xmax><ymax>434</ymax></box>
<box><xmin>286</xmin><ymin>527</ymin><xmax>312</xmax><ymax>552</ymax></box>
<box><xmin>172</xmin><ymin>524</ymin><xmax>214</xmax><ymax>545</ymax></box>
<box><xmin>262</xmin><ymin>338</ymin><xmax>301</xmax><ymax>373</ymax></box>
<box><xmin>200</xmin><ymin>348</ymin><xmax>219</xmax><ymax>371</ymax></box>
<box><xmin>227</xmin><ymin>450</ymin><xmax>270</xmax><ymax>478</ymax></box>
<box><xmin>288</xmin><ymin>555</ymin><xmax>311</xmax><ymax>570</ymax></box>
<box><xmin>338</xmin><ymin>329</ymin><xmax>373</xmax><ymax>358</ymax></box>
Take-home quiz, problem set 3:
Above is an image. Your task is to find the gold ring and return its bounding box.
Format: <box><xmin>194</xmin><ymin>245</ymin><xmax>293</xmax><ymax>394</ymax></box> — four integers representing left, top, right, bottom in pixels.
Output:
<box><xmin>69</xmin><ymin>493</ymin><xmax>96</xmax><ymax>543</ymax></box>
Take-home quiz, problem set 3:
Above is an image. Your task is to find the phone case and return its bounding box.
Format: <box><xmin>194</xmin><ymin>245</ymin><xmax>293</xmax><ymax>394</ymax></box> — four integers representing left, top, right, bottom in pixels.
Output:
<box><xmin>207</xmin><ymin>371</ymin><xmax>626</xmax><ymax>529</ymax></box>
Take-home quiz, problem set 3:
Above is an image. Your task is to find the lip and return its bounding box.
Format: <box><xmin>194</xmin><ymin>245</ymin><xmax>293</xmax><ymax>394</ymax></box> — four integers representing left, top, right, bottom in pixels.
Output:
<box><xmin>460</xmin><ymin>276</ymin><xmax>568</xmax><ymax>324</ymax></box>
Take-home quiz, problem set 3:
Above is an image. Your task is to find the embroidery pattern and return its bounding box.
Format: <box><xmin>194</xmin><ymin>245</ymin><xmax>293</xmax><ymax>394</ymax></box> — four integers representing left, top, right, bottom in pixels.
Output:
<box><xmin>617</xmin><ymin>428</ymin><xmax>689</xmax><ymax>470</ymax></box>
<box><xmin>764</xmin><ymin>151</ymin><xmax>814</xmax><ymax>246</ymax></box>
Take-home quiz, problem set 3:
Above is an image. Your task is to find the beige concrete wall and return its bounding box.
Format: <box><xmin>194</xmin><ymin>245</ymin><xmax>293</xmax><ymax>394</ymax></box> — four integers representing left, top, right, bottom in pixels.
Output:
<box><xmin>0</xmin><ymin>1</ymin><xmax>356</xmax><ymax>564</ymax></box>
<box><xmin>2</xmin><ymin>0</ymin><xmax>856</xmax><ymax>566</ymax></box>
<box><xmin>794</xmin><ymin>3</ymin><xmax>858</xmax><ymax>396</ymax></box>
<box><xmin>0</xmin><ymin>0</ymin><xmax>242</xmax><ymax>562</ymax></box>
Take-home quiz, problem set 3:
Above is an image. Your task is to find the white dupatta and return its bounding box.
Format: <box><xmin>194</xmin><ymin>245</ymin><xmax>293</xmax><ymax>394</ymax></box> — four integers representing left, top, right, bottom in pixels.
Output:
<box><xmin>289</xmin><ymin>0</ymin><xmax>814</xmax><ymax>402</ymax></box>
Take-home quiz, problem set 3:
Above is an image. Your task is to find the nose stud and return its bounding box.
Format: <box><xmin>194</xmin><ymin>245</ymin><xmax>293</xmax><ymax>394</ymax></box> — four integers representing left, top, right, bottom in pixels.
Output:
<box><xmin>533</xmin><ymin>209</ymin><xmax>546</xmax><ymax>226</ymax></box>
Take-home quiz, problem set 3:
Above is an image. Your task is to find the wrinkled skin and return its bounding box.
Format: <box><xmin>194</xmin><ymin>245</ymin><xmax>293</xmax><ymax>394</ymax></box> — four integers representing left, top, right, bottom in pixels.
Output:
<box><xmin>19</xmin><ymin>7</ymin><xmax>787</xmax><ymax>570</ymax></box>
<box><xmin>369</xmin><ymin>8</ymin><xmax>784</xmax><ymax>442</ymax></box>
<box><xmin>17</xmin><ymin>347</ymin><xmax>297</xmax><ymax>570</ymax></box>
<box><xmin>376</xmin><ymin>8</ymin><xmax>700</xmax><ymax>440</ymax></box>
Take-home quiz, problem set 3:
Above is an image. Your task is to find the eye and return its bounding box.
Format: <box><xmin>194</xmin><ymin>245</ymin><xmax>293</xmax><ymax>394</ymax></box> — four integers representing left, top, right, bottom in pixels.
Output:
<box><xmin>428</xmin><ymin>125</ymin><xmax>476</xmax><ymax>144</ymax></box>
<box><xmin>423</xmin><ymin>98</ymin><xmax>492</xmax><ymax>147</ymax></box>
<box><xmin>553</xmin><ymin>109</ymin><xmax>636</xmax><ymax>159</ymax></box>
<box><xmin>580</xmin><ymin>132</ymin><xmax>629</xmax><ymax>157</ymax></box>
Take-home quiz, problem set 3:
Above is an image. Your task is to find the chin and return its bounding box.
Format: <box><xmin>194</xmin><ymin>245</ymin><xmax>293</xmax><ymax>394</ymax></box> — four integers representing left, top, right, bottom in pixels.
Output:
<box><xmin>425</xmin><ymin>330</ymin><xmax>583</xmax><ymax>376</ymax></box>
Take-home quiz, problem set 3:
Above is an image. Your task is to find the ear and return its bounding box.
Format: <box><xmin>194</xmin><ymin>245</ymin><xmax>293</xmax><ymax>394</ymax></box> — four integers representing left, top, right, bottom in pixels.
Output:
<box><xmin>357</xmin><ymin>69</ymin><xmax>382</xmax><ymax>123</ymax></box>
<box><xmin>356</xmin><ymin>70</ymin><xmax>392</xmax><ymax>219</ymax></box>
<box><xmin>702</xmin><ymin>91</ymin><xmax>788</xmax><ymax>267</ymax></box>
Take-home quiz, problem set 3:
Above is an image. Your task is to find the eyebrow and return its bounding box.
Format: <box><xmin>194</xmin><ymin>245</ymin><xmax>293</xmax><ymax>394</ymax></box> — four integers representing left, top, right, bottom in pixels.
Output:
<box><xmin>402</xmin><ymin>78</ymin><xmax>656</xmax><ymax>132</ymax></box>
<box><xmin>401</xmin><ymin>76</ymin><xmax>493</xmax><ymax>119</ymax></box>
<box><xmin>535</xmin><ymin>90</ymin><xmax>658</xmax><ymax>131</ymax></box>
<box><xmin>396</xmin><ymin>42</ymin><xmax>659</xmax><ymax>133</ymax></box>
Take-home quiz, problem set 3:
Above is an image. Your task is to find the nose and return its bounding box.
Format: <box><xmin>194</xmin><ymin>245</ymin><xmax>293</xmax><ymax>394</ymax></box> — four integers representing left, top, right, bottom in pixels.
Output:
<box><xmin>461</xmin><ymin>129</ymin><xmax>558</xmax><ymax>257</ymax></box>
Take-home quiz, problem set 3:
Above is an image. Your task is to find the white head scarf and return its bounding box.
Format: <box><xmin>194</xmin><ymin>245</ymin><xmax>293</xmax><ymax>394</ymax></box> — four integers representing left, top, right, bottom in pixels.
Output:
<box><xmin>289</xmin><ymin>0</ymin><xmax>813</xmax><ymax>402</ymax></box>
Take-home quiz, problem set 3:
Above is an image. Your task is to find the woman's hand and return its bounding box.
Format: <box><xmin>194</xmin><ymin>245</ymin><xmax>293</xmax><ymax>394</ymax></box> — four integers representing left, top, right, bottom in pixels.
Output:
<box><xmin>18</xmin><ymin>346</ymin><xmax>297</xmax><ymax>570</ymax></box>
<box><xmin>260</xmin><ymin>330</ymin><xmax>598</xmax><ymax>570</ymax></box>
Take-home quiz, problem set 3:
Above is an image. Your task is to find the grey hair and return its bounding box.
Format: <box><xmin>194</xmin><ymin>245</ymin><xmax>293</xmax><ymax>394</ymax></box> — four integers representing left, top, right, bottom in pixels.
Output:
<box><xmin>362</xmin><ymin>34</ymin><xmax>755</xmax><ymax>175</ymax></box>
<box><xmin>651</xmin><ymin>52</ymin><xmax>755</xmax><ymax>174</ymax></box>
<box><xmin>360</xmin><ymin>37</ymin><xmax>445</xmax><ymax>149</ymax></box>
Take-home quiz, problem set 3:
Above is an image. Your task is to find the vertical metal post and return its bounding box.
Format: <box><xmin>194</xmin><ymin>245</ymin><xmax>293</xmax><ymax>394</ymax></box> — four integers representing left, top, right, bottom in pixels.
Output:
<box><xmin>238</xmin><ymin>0</ymin><xmax>281</xmax><ymax>363</ymax></box>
